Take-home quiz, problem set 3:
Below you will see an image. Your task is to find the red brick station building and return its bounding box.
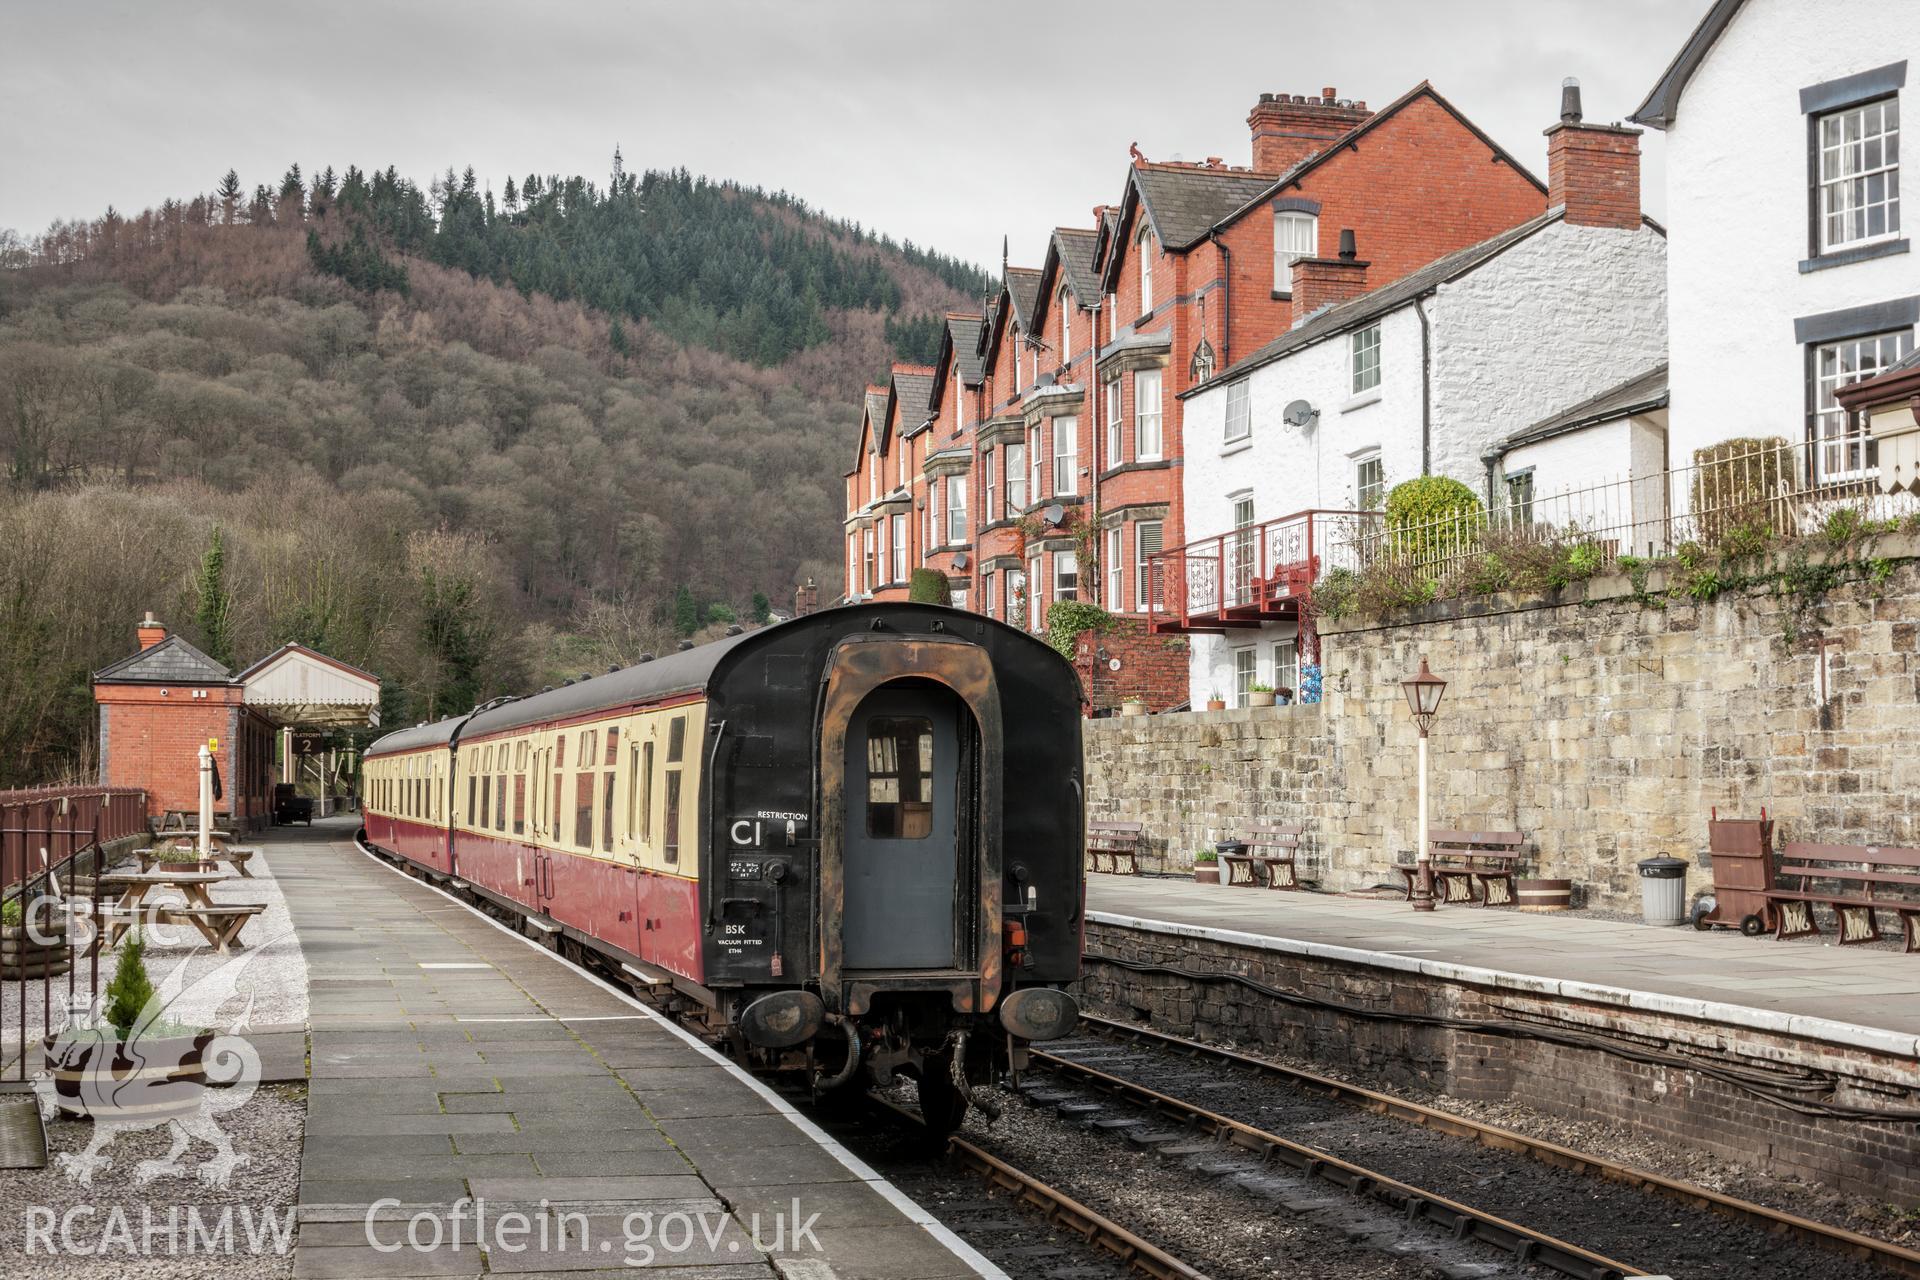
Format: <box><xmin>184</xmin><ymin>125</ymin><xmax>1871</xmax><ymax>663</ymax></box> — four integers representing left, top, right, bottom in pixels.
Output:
<box><xmin>93</xmin><ymin>613</ymin><xmax>381</xmax><ymax>828</ymax></box>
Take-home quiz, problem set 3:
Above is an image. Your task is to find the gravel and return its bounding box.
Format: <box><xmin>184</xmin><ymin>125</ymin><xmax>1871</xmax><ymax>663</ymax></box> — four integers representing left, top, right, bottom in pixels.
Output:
<box><xmin>1040</xmin><ymin>1033</ymin><xmax>1903</xmax><ymax>1279</ymax></box>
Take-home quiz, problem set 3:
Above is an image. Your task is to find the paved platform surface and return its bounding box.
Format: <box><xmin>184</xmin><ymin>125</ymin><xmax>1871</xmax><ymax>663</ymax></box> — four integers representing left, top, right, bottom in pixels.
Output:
<box><xmin>1087</xmin><ymin>876</ymin><xmax>1920</xmax><ymax>1055</ymax></box>
<box><xmin>281</xmin><ymin>821</ymin><xmax>995</xmax><ymax>1279</ymax></box>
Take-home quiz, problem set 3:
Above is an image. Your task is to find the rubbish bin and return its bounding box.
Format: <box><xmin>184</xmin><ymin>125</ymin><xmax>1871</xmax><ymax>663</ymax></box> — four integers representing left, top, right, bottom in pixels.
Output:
<box><xmin>1637</xmin><ymin>857</ymin><xmax>1689</xmax><ymax>926</ymax></box>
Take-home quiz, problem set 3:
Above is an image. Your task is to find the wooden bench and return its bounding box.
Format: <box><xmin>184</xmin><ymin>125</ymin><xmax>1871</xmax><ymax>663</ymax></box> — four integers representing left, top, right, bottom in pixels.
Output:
<box><xmin>100</xmin><ymin>903</ymin><xmax>266</xmax><ymax>953</ymax></box>
<box><xmin>1221</xmin><ymin>825</ymin><xmax>1305</xmax><ymax>889</ymax></box>
<box><xmin>1764</xmin><ymin>842</ymin><xmax>1920</xmax><ymax>949</ymax></box>
<box><xmin>1087</xmin><ymin>821</ymin><xmax>1144</xmax><ymax>875</ymax></box>
<box><xmin>1398</xmin><ymin>829</ymin><xmax>1525</xmax><ymax>906</ymax></box>
<box><xmin>138</xmin><ymin>844</ymin><xmax>259</xmax><ymax>878</ymax></box>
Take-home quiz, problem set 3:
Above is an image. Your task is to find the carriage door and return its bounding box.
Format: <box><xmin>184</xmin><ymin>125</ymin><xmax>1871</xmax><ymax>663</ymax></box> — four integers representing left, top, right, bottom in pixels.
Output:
<box><xmin>843</xmin><ymin>686</ymin><xmax>963</xmax><ymax>969</ymax></box>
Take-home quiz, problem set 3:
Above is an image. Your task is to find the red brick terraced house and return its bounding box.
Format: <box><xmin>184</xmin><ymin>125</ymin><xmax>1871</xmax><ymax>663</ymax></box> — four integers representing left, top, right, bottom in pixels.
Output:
<box><xmin>838</xmin><ymin>82</ymin><xmax>1556</xmax><ymax>710</ymax></box>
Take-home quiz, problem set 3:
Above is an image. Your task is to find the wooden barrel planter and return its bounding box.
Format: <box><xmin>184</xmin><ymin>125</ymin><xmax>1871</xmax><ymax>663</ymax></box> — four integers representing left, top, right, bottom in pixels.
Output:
<box><xmin>2</xmin><ymin>918</ymin><xmax>72</xmax><ymax>980</ymax></box>
<box><xmin>42</xmin><ymin>1030</ymin><xmax>215</xmax><ymax>1121</ymax></box>
<box><xmin>1515</xmin><ymin>879</ymin><xmax>1574</xmax><ymax>912</ymax></box>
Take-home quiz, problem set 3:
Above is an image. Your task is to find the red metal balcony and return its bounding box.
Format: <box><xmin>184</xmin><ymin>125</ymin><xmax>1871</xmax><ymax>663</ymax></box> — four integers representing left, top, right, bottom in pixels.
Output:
<box><xmin>1146</xmin><ymin>509</ymin><xmax>1380</xmax><ymax>635</ymax></box>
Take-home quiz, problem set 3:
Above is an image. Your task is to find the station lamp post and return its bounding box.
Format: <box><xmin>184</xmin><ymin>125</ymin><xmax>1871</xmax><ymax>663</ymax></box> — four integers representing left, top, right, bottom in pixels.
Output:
<box><xmin>1402</xmin><ymin>657</ymin><xmax>1448</xmax><ymax>912</ymax></box>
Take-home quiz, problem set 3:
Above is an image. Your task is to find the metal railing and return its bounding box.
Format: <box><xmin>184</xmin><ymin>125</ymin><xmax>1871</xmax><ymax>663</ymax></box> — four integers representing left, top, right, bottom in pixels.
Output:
<box><xmin>1147</xmin><ymin>509</ymin><xmax>1381</xmax><ymax>630</ymax></box>
<box><xmin>2</xmin><ymin>786</ymin><xmax>147</xmax><ymax>894</ymax></box>
<box><xmin>1330</xmin><ymin>436</ymin><xmax>1920</xmax><ymax>591</ymax></box>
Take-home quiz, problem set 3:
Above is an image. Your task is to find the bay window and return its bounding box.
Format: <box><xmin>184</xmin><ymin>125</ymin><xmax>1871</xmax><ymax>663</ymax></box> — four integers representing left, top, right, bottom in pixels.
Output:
<box><xmin>1104</xmin><ymin>379</ymin><xmax>1123</xmax><ymax>464</ymax></box>
<box><xmin>1054</xmin><ymin>549</ymin><xmax>1078</xmax><ymax>599</ymax></box>
<box><xmin>982</xmin><ymin>450</ymin><xmax>997</xmax><ymax>523</ymax></box>
<box><xmin>946</xmin><ymin>474</ymin><xmax>968</xmax><ymax>544</ymax></box>
<box><xmin>1053</xmin><ymin>415</ymin><xmax>1079</xmax><ymax>496</ymax></box>
<box><xmin>1106</xmin><ymin>526</ymin><xmax>1124</xmax><ymax>610</ymax></box>
<box><xmin>1135</xmin><ymin>519</ymin><xmax>1162</xmax><ymax>610</ymax></box>
<box><xmin>1135</xmin><ymin>368</ymin><xmax>1163</xmax><ymax>460</ymax></box>
<box><xmin>1005</xmin><ymin>440</ymin><xmax>1027</xmax><ymax>511</ymax></box>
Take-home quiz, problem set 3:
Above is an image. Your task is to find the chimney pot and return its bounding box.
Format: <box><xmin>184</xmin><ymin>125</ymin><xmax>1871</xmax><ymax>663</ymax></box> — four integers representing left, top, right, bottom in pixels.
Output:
<box><xmin>1338</xmin><ymin>228</ymin><xmax>1357</xmax><ymax>260</ymax></box>
<box><xmin>1321</xmin><ymin>86</ymin><xmax>1336</xmax><ymax>99</ymax></box>
<box><xmin>136</xmin><ymin>613</ymin><xmax>167</xmax><ymax>650</ymax></box>
<box><xmin>1560</xmin><ymin>76</ymin><xmax>1583</xmax><ymax>124</ymax></box>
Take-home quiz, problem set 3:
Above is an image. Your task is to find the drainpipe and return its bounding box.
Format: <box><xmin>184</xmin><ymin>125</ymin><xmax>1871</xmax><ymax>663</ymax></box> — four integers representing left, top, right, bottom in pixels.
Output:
<box><xmin>1480</xmin><ymin>447</ymin><xmax>1501</xmax><ymax>511</ymax></box>
<box><xmin>1414</xmin><ymin>294</ymin><xmax>1433</xmax><ymax>475</ymax></box>
<box><xmin>1089</xmin><ymin>290</ymin><xmax>1103</xmax><ymax>606</ymax></box>
<box><xmin>1207</xmin><ymin>230</ymin><xmax>1233</xmax><ymax>367</ymax></box>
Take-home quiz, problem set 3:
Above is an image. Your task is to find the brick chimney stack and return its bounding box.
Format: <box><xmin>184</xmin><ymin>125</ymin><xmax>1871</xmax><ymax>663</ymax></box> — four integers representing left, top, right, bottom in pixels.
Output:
<box><xmin>1290</xmin><ymin>230</ymin><xmax>1370</xmax><ymax>324</ymax></box>
<box><xmin>1543</xmin><ymin>77</ymin><xmax>1643</xmax><ymax>230</ymax></box>
<box><xmin>1248</xmin><ymin>88</ymin><xmax>1373</xmax><ymax>174</ymax></box>
<box><xmin>136</xmin><ymin>611</ymin><xmax>167</xmax><ymax>650</ymax></box>
<box><xmin>794</xmin><ymin>578</ymin><xmax>818</xmax><ymax>617</ymax></box>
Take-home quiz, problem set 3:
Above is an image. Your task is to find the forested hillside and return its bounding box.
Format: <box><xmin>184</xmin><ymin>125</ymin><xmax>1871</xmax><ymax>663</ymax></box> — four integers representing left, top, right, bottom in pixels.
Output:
<box><xmin>0</xmin><ymin>160</ymin><xmax>990</xmax><ymax>785</ymax></box>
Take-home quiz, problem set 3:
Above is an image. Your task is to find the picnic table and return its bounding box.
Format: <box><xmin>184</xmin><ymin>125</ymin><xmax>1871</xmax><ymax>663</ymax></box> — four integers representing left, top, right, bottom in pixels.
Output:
<box><xmin>97</xmin><ymin>870</ymin><xmax>265</xmax><ymax>953</ymax></box>
<box><xmin>138</xmin><ymin>842</ymin><xmax>260</xmax><ymax>878</ymax></box>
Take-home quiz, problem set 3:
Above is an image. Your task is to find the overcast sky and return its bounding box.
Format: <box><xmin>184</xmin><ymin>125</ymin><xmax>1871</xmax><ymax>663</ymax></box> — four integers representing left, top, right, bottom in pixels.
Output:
<box><xmin>2</xmin><ymin>0</ymin><xmax>1704</xmax><ymax>272</ymax></box>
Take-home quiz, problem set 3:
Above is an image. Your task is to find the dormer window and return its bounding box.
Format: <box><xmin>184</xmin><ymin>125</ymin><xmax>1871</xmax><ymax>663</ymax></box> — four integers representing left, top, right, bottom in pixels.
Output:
<box><xmin>1137</xmin><ymin>228</ymin><xmax>1155</xmax><ymax>313</ymax></box>
<box><xmin>1275</xmin><ymin>211</ymin><xmax>1318</xmax><ymax>293</ymax></box>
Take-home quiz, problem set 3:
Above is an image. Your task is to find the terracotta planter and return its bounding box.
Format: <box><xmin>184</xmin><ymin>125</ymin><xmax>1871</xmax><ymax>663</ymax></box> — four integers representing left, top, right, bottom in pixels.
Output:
<box><xmin>1193</xmin><ymin>865</ymin><xmax>1220</xmax><ymax>884</ymax></box>
<box><xmin>1206</xmin><ymin>700</ymin><xmax>1227</xmax><ymax>712</ymax></box>
<box><xmin>1248</xmin><ymin>691</ymin><xmax>1276</xmax><ymax>708</ymax></box>
<box><xmin>43</xmin><ymin>1029</ymin><xmax>214</xmax><ymax>1121</ymax></box>
<box><xmin>1516</xmin><ymin>879</ymin><xmax>1574</xmax><ymax>912</ymax></box>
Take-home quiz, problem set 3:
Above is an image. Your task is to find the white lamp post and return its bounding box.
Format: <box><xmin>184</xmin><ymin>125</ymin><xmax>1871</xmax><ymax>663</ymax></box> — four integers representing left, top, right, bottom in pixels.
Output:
<box><xmin>1401</xmin><ymin>657</ymin><xmax>1447</xmax><ymax>912</ymax></box>
<box><xmin>198</xmin><ymin>739</ymin><xmax>216</xmax><ymax>857</ymax></box>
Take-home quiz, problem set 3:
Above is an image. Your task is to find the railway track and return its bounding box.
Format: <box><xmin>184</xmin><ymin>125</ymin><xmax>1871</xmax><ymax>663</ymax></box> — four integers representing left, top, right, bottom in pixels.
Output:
<box><xmin>1045</xmin><ymin>1013</ymin><xmax>1920</xmax><ymax>1280</ymax></box>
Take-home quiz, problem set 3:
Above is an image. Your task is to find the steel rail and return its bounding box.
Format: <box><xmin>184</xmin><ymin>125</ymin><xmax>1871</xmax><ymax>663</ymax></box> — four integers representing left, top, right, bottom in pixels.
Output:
<box><xmin>868</xmin><ymin>1095</ymin><xmax>1209</xmax><ymax>1280</ymax></box>
<box><xmin>1076</xmin><ymin>1013</ymin><xmax>1920</xmax><ymax>1280</ymax></box>
<box><xmin>1028</xmin><ymin>1048</ymin><xmax>1643</xmax><ymax>1280</ymax></box>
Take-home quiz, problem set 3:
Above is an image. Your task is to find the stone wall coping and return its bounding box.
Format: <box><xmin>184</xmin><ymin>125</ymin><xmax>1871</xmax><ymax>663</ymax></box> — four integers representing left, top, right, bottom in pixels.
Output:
<box><xmin>1087</xmin><ymin>909</ymin><xmax>1920</xmax><ymax>1062</ymax></box>
<box><xmin>1319</xmin><ymin>529</ymin><xmax>1920</xmax><ymax>637</ymax></box>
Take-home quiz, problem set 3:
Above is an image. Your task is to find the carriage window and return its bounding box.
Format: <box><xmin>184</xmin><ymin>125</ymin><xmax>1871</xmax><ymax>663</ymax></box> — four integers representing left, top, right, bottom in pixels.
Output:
<box><xmin>602</xmin><ymin>772</ymin><xmax>616</xmax><ymax>853</ymax></box>
<box><xmin>513</xmin><ymin>774</ymin><xmax>525</xmax><ymax>835</ymax></box>
<box><xmin>575</xmin><ymin>773</ymin><xmax>594</xmax><ymax>849</ymax></box>
<box><xmin>467</xmin><ymin>776</ymin><xmax>476</xmax><ymax>825</ymax></box>
<box><xmin>663</xmin><ymin>771</ymin><xmax>681</xmax><ymax>864</ymax></box>
<box><xmin>495</xmin><ymin>769</ymin><xmax>507</xmax><ymax>829</ymax></box>
<box><xmin>516</xmin><ymin>741</ymin><xmax>527</xmax><ymax>770</ymax></box>
<box><xmin>667</xmin><ymin>716</ymin><xmax>686</xmax><ymax>763</ymax></box>
<box><xmin>866</xmin><ymin>717</ymin><xmax>934</xmax><ymax>839</ymax></box>
<box><xmin>604</xmin><ymin>725</ymin><xmax>619</xmax><ymax>765</ymax></box>
<box><xmin>479</xmin><ymin>774</ymin><xmax>491</xmax><ymax>828</ymax></box>
<box><xmin>641</xmin><ymin>742</ymin><xmax>655</xmax><ymax>844</ymax></box>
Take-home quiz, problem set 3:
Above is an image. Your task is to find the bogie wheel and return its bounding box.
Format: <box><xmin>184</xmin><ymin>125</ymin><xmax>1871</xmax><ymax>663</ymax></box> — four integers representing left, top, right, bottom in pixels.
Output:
<box><xmin>1739</xmin><ymin>914</ymin><xmax>1767</xmax><ymax>937</ymax></box>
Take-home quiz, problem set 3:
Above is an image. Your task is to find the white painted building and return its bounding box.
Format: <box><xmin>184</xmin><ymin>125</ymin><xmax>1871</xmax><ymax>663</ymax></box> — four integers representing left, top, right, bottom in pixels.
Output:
<box><xmin>1175</xmin><ymin>93</ymin><xmax>1666</xmax><ymax>707</ymax></box>
<box><xmin>1632</xmin><ymin>0</ymin><xmax>1918</xmax><ymax>484</ymax></box>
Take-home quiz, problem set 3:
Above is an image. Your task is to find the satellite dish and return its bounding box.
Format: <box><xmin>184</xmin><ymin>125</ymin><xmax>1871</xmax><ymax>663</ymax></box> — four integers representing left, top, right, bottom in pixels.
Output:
<box><xmin>1282</xmin><ymin>399</ymin><xmax>1319</xmax><ymax>430</ymax></box>
<box><xmin>1044</xmin><ymin>503</ymin><xmax>1066</xmax><ymax>527</ymax></box>
<box><xmin>953</xmin><ymin>553</ymin><xmax>970</xmax><ymax>570</ymax></box>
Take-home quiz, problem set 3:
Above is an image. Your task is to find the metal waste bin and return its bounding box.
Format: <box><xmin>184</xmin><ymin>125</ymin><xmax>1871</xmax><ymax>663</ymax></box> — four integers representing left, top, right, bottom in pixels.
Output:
<box><xmin>1637</xmin><ymin>856</ymin><xmax>1689</xmax><ymax>926</ymax></box>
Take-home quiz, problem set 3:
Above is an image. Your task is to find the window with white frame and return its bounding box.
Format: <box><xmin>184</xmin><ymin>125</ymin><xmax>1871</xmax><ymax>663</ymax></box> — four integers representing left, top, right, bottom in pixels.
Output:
<box><xmin>1272</xmin><ymin>636</ymin><xmax>1299</xmax><ymax>696</ymax></box>
<box><xmin>1812</xmin><ymin>329</ymin><xmax>1913</xmax><ymax>480</ymax></box>
<box><xmin>868</xmin><ymin>450</ymin><xmax>877</xmax><ymax>501</ymax></box>
<box><xmin>1053</xmin><ymin>415</ymin><xmax>1079</xmax><ymax>496</ymax></box>
<box><xmin>1106</xmin><ymin>526</ymin><xmax>1124</xmax><ymax>610</ymax></box>
<box><xmin>1274</xmin><ymin>211</ymin><xmax>1318</xmax><ymax>293</ymax></box>
<box><xmin>877</xmin><ymin>516</ymin><xmax>888</xmax><ymax>584</ymax></box>
<box><xmin>1106</xmin><ymin>293</ymin><xmax>1117</xmax><ymax>341</ymax></box>
<box><xmin>922</xmin><ymin>486</ymin><xmax>933</xmax><ymax>553</ymax></box>
<box><xmin>1026</xmin><ymin>554</ymin><xmax>1042</xmax><ymax>630</ymax></box>
<box><xmin>1230</xmin><ymin>494</ymin><xmax>1256</xmax><ymax>606</ymax></box>
<box><xmin>1233</xmin><ymin>647</ymin><xmax>1257</xmax><ymax>708</ymax></box>
<box><xmin>1224</xmin><ymin>378</ymin><xmax>1252</xmax><ymax>443</ymax></box>
<box><xmin>896</xmin><ymin>441</ymin><xmax>906</xmax><ymax>490</ymax></box>
<box><xmin>1008</xmin><ymin>327</ymin><xmax>1021</xmax><ymax>394</ymax></box>
<box><xmin>946</xmin><ymin>474</ymin><xmax>968</xmax><ymax>544</ymax></box>
<box><xmin>862</xmin><ymin>526</ymin><xmax>876</xmax><ymax>593</ymax></box>
<box><xmin>847</xmin><ymin>533</ymin><xmax>857</xmax><ymax>595</ymax></box>
<box><xmin>1351</xmin><ymin>324</ymin><xmax>1381</xmax><ymax>394</ymax></box>
<box><xmin>891</xmin><ymin>515</ymin><xmax>905</xmax><ymax>583</ymax></box>
<box><xmin>1816</xmin><ymin>97</ymin><xmax>1901</xmax><ymax>252</ymax></box>
<box><xmin>1028</xmin><ymin>426</ymin><xmax>1043</xmax><ymax>497</ymax></box>
<box><xmin>1135</xmin><ymin>520</ymin><xmax>1162</xmax><ymax>610</ymax></box>
<box><xmin>1137</xmin><ymin>228</ymin><xmax>1154</xmax><ymax>313</ymax></box>
<box><xmin>1054</xmin><ymin>549</ymin><xmax>1078</xmax><ymax>599</ymax></box>
<box><xmin>982</xmin><ymin>450</ymin><xmax>997</xmax><ymax>524</ymax></box>
<box><xmin>1135</xmin><ymin>368</ymin><xmax>1163</xmax><ymax>459</ymax></box>
<box><xmin>1006</xmin><ymin>440</ymin><xmax>1026</xmax><ymax>511</ymax></box>
<box><xmin>1059</xmin><ymin>287</ymin><xmax>1072</xmax><ymax>364</ymax></box>
<box><xmin>1104</xmin><ymin>379</ymin><xmax>1123</xmax><ymax>464</ymax></box>
<box><xmin>951</xmin><ymin>367</ymin><xmax>961</xmax><ymax>431</ymax></box>
<box><xmin>1354</xmin><ymin>452</ymin><xmax>1384</xmax><ymax>511</ymax></box>
<box><xmin>982</xmin><ymin>570</ymin><xmax>995</xmax><ymax>620</ymax></box>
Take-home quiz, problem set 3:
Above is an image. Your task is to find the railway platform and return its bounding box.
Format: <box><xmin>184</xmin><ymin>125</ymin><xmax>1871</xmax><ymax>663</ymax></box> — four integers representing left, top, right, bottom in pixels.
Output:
<box><xmin>1087</xmin><ymin>874</ymin><xmax>1920</xmax><ymax>1051</ymax></box>
<box><xmin>282</xmin><ymin>818</ymin><xmax>1001</xmax><ymax>1280</ymax></box>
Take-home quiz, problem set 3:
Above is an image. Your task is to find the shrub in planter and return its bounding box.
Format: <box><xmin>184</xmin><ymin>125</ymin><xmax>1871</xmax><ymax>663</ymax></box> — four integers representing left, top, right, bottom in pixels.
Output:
<box><xmin>907</xmin><ymin>569</ymin><xmax>951</xmax><ymax>605</ymax></box>
<box><xmin>1247</xmin><ymin>682</ymin><xmax>1277</xmax><ymax>708</ymax></box>
<box><xmin>1191</xmin><ymin>849</ymin><xmax>1220</xmax><ymax>884</ymax></box>
<box><xmin>43</xmin><ymin>931</ymin><xmax>212</xmax><ymax>1125</ymax></box>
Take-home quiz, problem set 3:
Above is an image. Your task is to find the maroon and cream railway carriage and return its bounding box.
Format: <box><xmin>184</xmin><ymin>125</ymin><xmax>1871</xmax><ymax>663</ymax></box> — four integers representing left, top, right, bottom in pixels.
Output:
<box><xmin>362</xmin><ymin>603</ymin><xmax>1083</xmax><ymax>1129</ymax></box>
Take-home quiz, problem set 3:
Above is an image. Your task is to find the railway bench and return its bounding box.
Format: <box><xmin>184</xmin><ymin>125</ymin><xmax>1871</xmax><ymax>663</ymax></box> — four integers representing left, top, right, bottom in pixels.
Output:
<box><xmin>1087</xmin><ymin>821</ymin><xmax>1145</xmax><ymax>875</ymax></box>
<box><xmin>1397</xmin><ymin>829</ymin><xmax>1526</xmax><ymax>906</ymax></box>
<box><xmin>1763</xmin><ymin>842</ymin><xmax>1920</xmax><ymax>949</ymax></box>
<box><xmin>1221</xmin><ymin>824</ymin><xmax>1305</xmax><ymax>889</ymax></box>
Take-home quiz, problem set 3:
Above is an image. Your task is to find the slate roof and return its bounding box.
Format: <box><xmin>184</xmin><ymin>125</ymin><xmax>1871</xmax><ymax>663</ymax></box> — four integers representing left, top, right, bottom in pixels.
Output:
<box><xmin>890</xmin><ymin>368</ymin><xmax>936</xmax><ymax>437</ymax></box>
<box><xmin>863</xmin><ymin>387</ymin><xmax>889</xmax><ymax>430</ymax></box>
<box><xmin>1503</xmin><ymin>363</ymin><xmax>1670</xmax><ymax>452</ymax></box>
<box><xmin>95</xmin><ymin>635</ymin><xmax>234</xmax><ymax>685</ymax></box>
<box><xmin>1191</xmin><ymin>210</ymin><xmax>1564</xmax><ymax>393</ymax></box>
<box><xmin>947</xmin><ymin>315</ymin><xmax>987</xmax><ymax>385</ymax></box>
<box><xmin>1630</xmin><ymin>0</ymin><xmax>1748</xmax><ymax>129</ymax></box>
<box><xmin>1132</xmin><ymin>165</ymin><xmax>1276</xmax><ymax>250</ymax></box>
<box><xmin>1052</xmin><ymin>228</ymin><xmax>1101</xmax><ymax>303</ymax></box>
<box><xmin>1005</xmin><ymin>267</ymin><xmax>1042</xmax><ymax>330</ymax></box>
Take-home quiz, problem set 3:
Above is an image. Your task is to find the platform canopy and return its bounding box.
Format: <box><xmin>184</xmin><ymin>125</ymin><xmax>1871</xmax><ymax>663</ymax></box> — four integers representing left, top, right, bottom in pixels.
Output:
<box><xmin>235</xmin><ymin>643</ymin><xmax>381</xmax><ymax>729</ymax></box>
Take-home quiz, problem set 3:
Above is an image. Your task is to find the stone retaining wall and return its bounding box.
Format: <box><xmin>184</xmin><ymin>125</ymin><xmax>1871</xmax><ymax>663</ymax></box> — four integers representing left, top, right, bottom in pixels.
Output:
<box><xmin>1085</xmin><ymin>538</ymin><xmax>1920</xmax><ymax>907</ymax></box>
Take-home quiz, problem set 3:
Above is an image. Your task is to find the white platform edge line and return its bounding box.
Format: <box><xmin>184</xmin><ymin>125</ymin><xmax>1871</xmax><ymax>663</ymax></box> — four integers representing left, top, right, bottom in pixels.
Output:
<box><xmin>349</xmin><ymin>836</ymin><xmax>1009</xmax><ymax>1280</ymax></box>
<box><xmin>1086</xmin><ymin>909</ymin><xmax>1920</xmax><ymax>1061</ymax></box>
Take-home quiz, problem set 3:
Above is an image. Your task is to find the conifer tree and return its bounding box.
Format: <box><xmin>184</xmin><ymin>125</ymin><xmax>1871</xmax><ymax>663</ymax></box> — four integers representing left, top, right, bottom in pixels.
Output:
<box><xmin>193</xmin><ymin>524</ymin><xmax>235</xmax><ymax>667</ymax></box>
<box><xmin>216</xmin><ymin>169</ymin><xmax>242</xmax><ymax>226</ymax></box>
